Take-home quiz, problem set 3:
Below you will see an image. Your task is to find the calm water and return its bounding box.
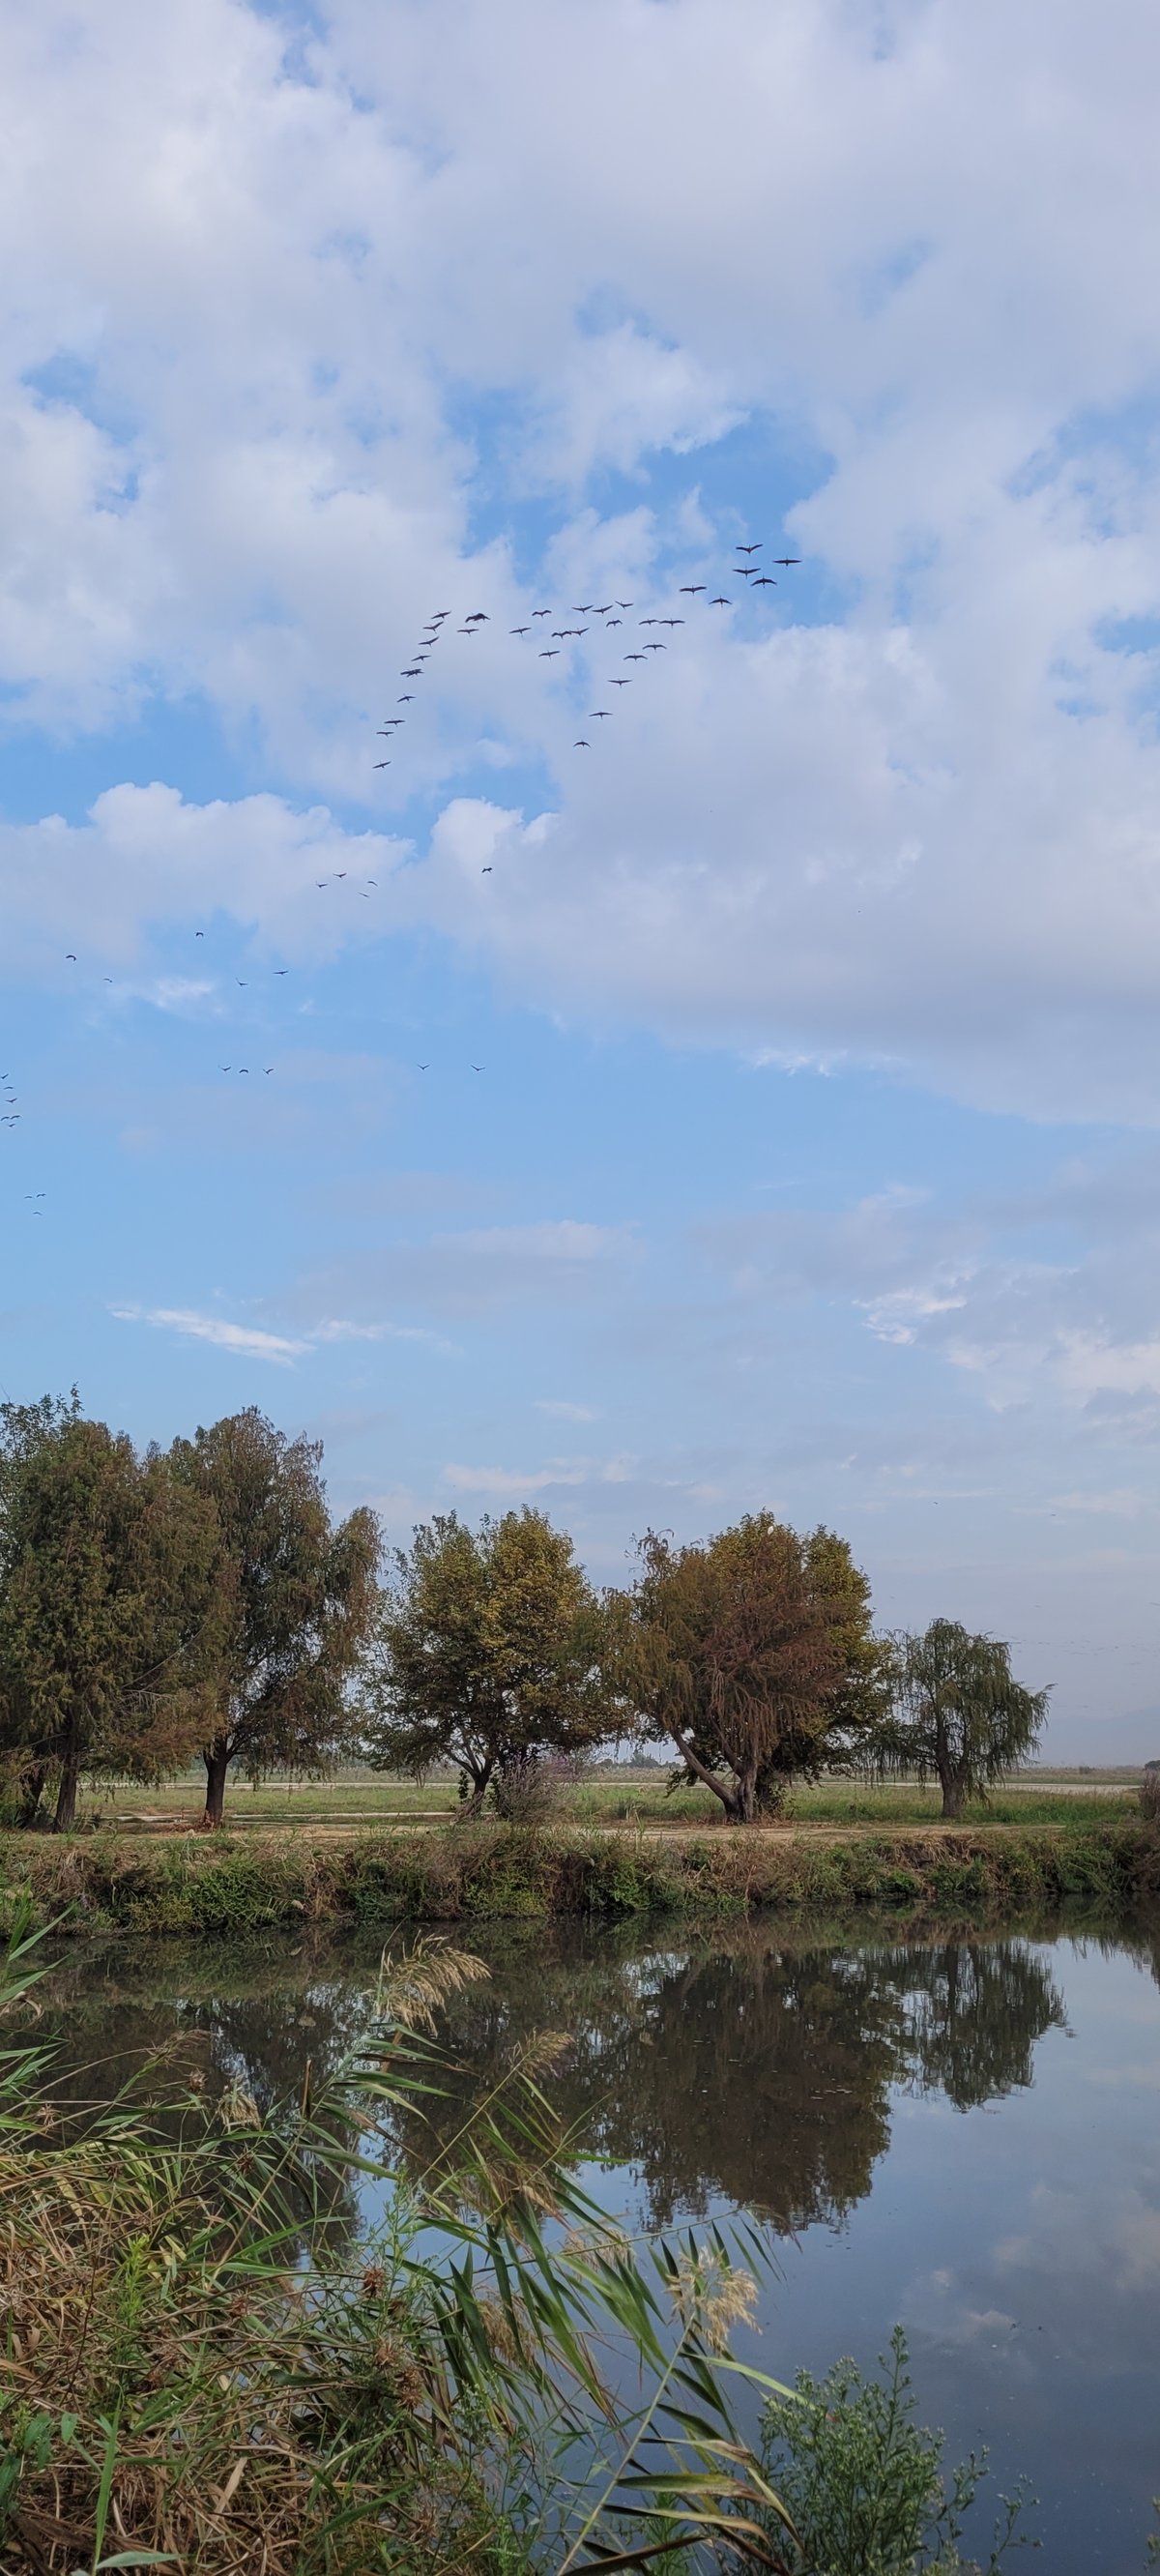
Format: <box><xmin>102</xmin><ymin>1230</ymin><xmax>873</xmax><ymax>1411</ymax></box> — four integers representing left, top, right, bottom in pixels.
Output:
<box><xmin>32</xmin><ymin>1914</ymin><xmax>1160</xmax><ymax>2572</ymax></box>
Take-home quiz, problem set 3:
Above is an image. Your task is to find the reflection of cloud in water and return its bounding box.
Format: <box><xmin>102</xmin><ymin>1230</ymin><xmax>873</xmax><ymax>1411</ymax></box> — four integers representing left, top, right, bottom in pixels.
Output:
<box><xmin>996</xmin><ymin>2181</ymin><xmax>1160</xmax><ymax>2293</ymax></box>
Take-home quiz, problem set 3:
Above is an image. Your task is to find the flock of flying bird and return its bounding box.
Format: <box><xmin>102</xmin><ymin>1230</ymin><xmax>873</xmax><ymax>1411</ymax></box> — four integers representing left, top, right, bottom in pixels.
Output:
<box><xmin>8</xmin><ymin>537</ymin><xmax>797</xmax><ymax>1183</ymax></box>
<box><xmin>372</xmin><ymin>538</ymin><xmax>798</xmax><ymax>799</ymax></box>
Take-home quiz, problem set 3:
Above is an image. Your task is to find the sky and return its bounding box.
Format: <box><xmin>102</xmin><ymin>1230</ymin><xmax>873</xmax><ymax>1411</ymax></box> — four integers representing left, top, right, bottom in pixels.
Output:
<box><xmin>2</xmin><ymin>0</ymin><xmax>1160</xmax><ymax>1756</ymax></box>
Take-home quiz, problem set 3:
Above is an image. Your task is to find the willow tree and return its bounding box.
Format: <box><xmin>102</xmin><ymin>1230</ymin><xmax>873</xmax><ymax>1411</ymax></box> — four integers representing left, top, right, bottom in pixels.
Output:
<box><xmin>624</xmin><ymin>1514</ymin><xmax>887</xmax><ymax>1824</ymax></box>
<box><xmin>0</xmin><ymin>1395</ymin><xmax>217</xmax><ymax>1830</ymax></box>
<box><xmin>878</xmin><ymin>1619</ymin><xmax>1049</xmax><ymax>1819</ymax></box>
<box><xmin>167</xmin><ymin>1409</ymin><xmax>381</xmax><ymax>1826</ymax></box>
<box><xmin>369</xmin><ymin>1508</ymin><xmax>613</xmax><ymax>1808</ymax></box>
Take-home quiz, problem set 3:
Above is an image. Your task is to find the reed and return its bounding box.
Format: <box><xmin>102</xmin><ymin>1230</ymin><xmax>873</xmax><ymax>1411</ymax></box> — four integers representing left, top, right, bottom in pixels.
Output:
<box><xmin>0</xmin><ymin>1906</ymin><xmax>797</xmax><ymax>2573</ymax></box>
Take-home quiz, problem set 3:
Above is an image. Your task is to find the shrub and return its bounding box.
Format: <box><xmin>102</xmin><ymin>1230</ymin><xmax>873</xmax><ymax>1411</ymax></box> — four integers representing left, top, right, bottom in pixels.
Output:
<box><xmin>760</xmin><ymin>2326</ymin><xmax>1032</xmax><ymax>2574</ymax></box>
<box><xmin>1141</xmin><ymin>1766</ymin><xmax>1160</xmax><ymax>1825</ymax></box>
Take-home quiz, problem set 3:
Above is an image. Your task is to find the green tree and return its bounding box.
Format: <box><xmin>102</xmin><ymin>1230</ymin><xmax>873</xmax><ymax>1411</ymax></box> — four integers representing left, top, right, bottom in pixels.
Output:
<box><xmin>0</xmin><ymin>1395</ymin><xmax>217</xmax><ymax>1830</ymax></box>
<box><xmin>879</xmin><ymin>1619</ymin><xmax>1049</xmax><ymax>1820</ymax></box>
<box><xmin>623</xmin><ymin>1514</ymin><xmax>888</xmax><ymax>1824</ymax></box>
<box><xmin>369</xmin><ymin>1508</ymin><xmax>613</xmax><ymax>1807</ymax></box>
<box><xmin>167</xmin><ymin>1409</ymin><xmax>380</xmax><ymax>1827</ymax></box>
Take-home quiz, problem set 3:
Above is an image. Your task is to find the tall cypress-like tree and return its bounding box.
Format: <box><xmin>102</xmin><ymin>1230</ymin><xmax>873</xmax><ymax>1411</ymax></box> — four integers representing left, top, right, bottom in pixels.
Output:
<box><xmin>167</xmin><ymin>1409</ymin><xmax>380</xmax><ymax>1826</ymax></box>
<box><xmin>0</xmin><ymin>1395</ymin><xmax>218</xmax><ymax>1830</ymax></box>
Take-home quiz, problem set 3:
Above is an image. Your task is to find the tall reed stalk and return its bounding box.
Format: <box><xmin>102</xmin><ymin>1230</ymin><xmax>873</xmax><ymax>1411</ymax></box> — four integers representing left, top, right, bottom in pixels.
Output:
<box><xmin>0</xmin><ymin>1907</ymin><xmax>796</xmax><ymax>2572</ymax></box>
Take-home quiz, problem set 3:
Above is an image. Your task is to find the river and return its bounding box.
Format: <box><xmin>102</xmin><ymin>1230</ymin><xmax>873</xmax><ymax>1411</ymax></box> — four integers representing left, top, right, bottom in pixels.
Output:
<box><xmin>30</xmin><ymin>1911</ymin><xmax>1160</xmax><ymax>2572</ymax></box>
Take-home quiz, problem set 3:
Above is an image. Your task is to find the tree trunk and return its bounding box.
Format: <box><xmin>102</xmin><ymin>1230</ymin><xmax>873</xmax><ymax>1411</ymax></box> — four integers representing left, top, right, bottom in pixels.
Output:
<box><xmin>53</xmin><ymin>1749</ymin><xmax>81</xmax><ymax>1833</ymax></box>
<box><xmin>203</xmin><ymin>1739</ymin><xmax>231</xmax><ymax>1828</ymax></box>
<box><xmin>722</xmin><ymin>1769</ymin><xmax>758</xmax><ymax>1826</ymax></box>
<box><xmin>17</xmin><ymin>1763</ymin><xmax>48</xmax><ymax>1830</ymax></box>
<box><xmin>940</xmin><ymin>1770</ymin><xmax>966</xmax><ymax>1821</ymax></box>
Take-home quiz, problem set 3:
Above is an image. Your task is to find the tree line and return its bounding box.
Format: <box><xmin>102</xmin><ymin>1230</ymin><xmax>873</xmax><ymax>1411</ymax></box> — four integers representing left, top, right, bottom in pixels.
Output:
<box><xmin>0</xmin><ymin>1393</ymin><xmax>1049</xmax><ymax>1830</ymax></box>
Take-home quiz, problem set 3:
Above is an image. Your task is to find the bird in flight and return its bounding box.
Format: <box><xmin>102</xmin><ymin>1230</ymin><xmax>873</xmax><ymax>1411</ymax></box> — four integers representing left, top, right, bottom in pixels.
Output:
<box><xmin>398</xmin><ymin>694</ymin><xmax>414</xmax><ymax>702</ymax></box>
<box><xmin>710</xmin><ymin>596</ymin><xmax>731</xmax><ymax>606</ymax></box>
<box><xmin>624</xmin><ymin>651</ymin><xmax>645</xmax><ymax>661</ymax></box>
<box><xmin>594</xmin><ymin>603</ymin><xmax>613</xmax><ymax>616</ymax></box>
<box><xmin>643</xmin><ymin>641</ymin><xmax>666</xmax><ymax>652</ymax></box>
<box><xmin>539</xmin><ymin>648</ymin><xmax>561</xmax><ymax>658</ymax></box>
<box><xmin>753</xmin><ymin>573</ymin><xmax>777</xmax><ymax>587</ymax></box>
<box><xmin>195</xmin><ymin>928</ymin><xmax>204</xmax><ymax>937</ymax></box>
<box><xmin>680</xmin><ymin>584</ymin><xmax>707</xmax><ymax>596</ymax></box>
<box><xmin>66</xmin><ymin>952</ymin><xmax>76</xmax><ymax>961</ymax></box>
<box><xmin>481</xmin><ymin>865</ymin><xmax>492</xmax><ymax>873</ymax></box>
<box><xmin>737</xmin><ymin>542</ymin><xmax>763</xmax><ymax>555</ymax></box>
<box><xmin>574</xmin><ymin>739</ymin><xmax>591</xmax><ymax>747</ymax></box>
<box><xmin>401</xmin><ymin>666</ymin><xmax>421</xmax><ymax>676</ymax></box>
<box><xmin>660</xmin><ymin>617</ymin><xmax>684</xmax><ymax>628</ymax></box>
<box><xmin>275</xmin><ymin>968</ymin><xmax>289</xmax><ymax>976</ymax></box>
<box><xmin>510</xmin><ymin>626</ymin><xmax>530</xmax><ymax>635</ymax></box>
<box><xmin>605</xmin><ymin>616</ymin><xmax>622</xmax><ymax>627</ymax></box>
<box><xmin>466</xmin><ymin>611</ymin><xmax>489</xmax><ymax>623</ymax></box>
<box><xmin>471</xmin><ymin>1064</ymin><xmax>483</xmax><ymax>1072</ymax></box>
<box><xmin>533</xmin><ymin>607</ymin><xmax>553</xmax><ymax>618</ymax></box>
<box><xmin>373</xmin><ymin>760</ymin><xmax>391</xmax><ymax>769</ymax></box>
<box><xmin>640</xmin><ymin>617</ymin><xmax>657</xmax><ymax>626</ymax></box>
<box><xmin>733</xmin><ymin>565</ymin><xmax>757</xmax><ymax>578</ymax></box>
<box><xmin>571</xmin><ymin>603</ymin><xmax>594</xmax><ymax>614</ymax></box>
<box><xmin>264</xmin><ymin>1067</ymin><xmax>274</xmax><ymax>1074</ymax></box>
<box><xmin>616</xmin><ymin>600</ymin><xmax>633</xmax><ymax>609</ymax></box>
<box><xmin>236</xmin><ymin>979</ymin><xmax>247</xmax><ymax>987</ymax></box>
<box><xmin>418</xmin><ymin>1063</ymin><xmax>429</xmax><ymax>1070</ymax></box>
<box><xmin>589</xmin><ymin>710</ymin><xmax>611</xmax><ymax>718</ymax></box>
<box><xmin>609</xmin><ymin>676</ymin><xmax>631</xmax><ymax>687</ymax></box>
<box><xmin>771</xmin><ymin>557</ymin><xmax>800</xmax><ymax>567</ymax></box>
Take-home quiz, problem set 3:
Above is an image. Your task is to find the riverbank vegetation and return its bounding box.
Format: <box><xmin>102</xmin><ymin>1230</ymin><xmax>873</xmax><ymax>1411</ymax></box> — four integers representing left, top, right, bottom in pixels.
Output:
<box><xmin>2</xmin><ymin>1812</ymin><xmax>1156</xmax><ymax>1939</ymax></box>
<box><xmin>0</xmin><ymin>1909</ymin><xmax>1050</xmax><ymax>2575</ymax></box>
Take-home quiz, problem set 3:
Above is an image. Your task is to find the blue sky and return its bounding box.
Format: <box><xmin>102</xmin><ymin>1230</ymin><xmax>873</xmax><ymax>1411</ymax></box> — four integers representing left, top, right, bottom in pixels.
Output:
<box><xmin>3</xmin><ymin>0</ymin><xmax>1160</xmax><ymax>1753</ymax></box>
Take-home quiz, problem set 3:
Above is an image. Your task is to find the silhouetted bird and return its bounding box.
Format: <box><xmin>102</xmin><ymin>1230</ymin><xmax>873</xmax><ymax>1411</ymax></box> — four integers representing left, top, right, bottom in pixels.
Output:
<box><xmin>609</xmin><ymin>677</ymin><xmax>631</xmax><ymax>687</ymax></box>
<box><xmin>753</xmin><ymin>574</ymin><xmax>776</xmax><ymax>587</ymax></box>
<box><xmin>574</xmin><ymin>739</ymin><xmax>591</xmax><ymax>747</ymax></box>
<box><xmin>539</xmin><ymin>649</ymin><xmax>561</xmax><ymax>658</ymax></box>
<box><xmin>710</xmin><ymin>596</ymin><xmax>730</xmax><ymax>605</ymax></box>
<box><xmin>680</xmin><ymin>585</ymin><xmax>707</xmax><ymax>595</ymax></box>
<box><xmin>737</xmin><ymin>543</ymin><xmax>763</xmax><ymax>554</ymax></box>
<box><xmin>772</xmin><ymin>557</ymin><xmax>800</xmax><ymax>566</ymax></box>
<box><xmin>510</xmin><ymin>626</ymin><xmax>530</xmax><ymax>634</ymax></box>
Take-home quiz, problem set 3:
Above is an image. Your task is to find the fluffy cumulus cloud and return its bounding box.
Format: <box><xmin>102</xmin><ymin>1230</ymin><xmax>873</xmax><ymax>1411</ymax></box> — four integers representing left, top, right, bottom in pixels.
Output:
<box><xmin>2</xmin><ymin>0</ymin><xmax>1160</xmax><ymax>1118</ymax></box>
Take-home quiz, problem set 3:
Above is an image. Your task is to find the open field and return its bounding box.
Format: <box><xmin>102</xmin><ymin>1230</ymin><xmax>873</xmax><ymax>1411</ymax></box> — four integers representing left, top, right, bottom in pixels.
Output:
<box><xmin>73</xmin><ymin>1765</ymin><xmax>1146</xmax><ymax>1837</ymax></box>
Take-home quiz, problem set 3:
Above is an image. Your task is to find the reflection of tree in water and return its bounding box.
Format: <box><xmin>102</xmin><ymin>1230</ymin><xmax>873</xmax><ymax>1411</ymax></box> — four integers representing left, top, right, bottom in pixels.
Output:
<box><xmin>397</xmin><ymin>1927</ymin><xmax>1068</xmax><ymax>2234</ymax></box>
<box><xmin>29</xmin><ymin>1922</ymin><xmax>1070</xmax><ymax>2242</ymax></box>
<box><xmin>887</xmin><ymin>1942</ymin><xmax>1067</xmax><ymax>2111</ymax></box>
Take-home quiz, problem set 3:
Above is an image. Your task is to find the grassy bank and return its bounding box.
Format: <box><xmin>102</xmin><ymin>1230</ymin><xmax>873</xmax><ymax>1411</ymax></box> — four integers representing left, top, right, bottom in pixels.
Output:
<box><xmin>72</xmin><ymin>1767</ymin><xmax>1143</xmax><ymax>1836</ymax></box>
<box><xmin>3</xmin><ymin>1813</ymin><xmax>1158</xmax><ymax>1937</ymax></box>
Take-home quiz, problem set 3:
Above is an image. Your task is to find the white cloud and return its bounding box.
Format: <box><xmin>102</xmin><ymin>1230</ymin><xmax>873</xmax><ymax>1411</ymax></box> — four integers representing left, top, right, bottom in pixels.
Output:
<box><xmin>111</xmin><ymin>1303</ymin><xmax>457</xmax><ymax>1365</ymax></box>
<box><xmin>112</xmin><ymin>1304</ymin><xmax>308</xmax><ymax>1364</ymax></box>
<box><xmin>3</xmin><ymin>3</ymin><xmax>1160</xmax><ymax>1111</ymax></box>
<box><xmin>444</xmin><ymin>1460</ymin><xmax>591</xmax><ymax>1496</ymax></box>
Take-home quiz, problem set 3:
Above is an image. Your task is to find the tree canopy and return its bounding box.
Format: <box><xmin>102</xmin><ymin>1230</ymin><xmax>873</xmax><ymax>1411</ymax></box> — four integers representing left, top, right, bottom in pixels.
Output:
<box><xmin>369</xmin><ymin>1507</ymin><xmax>613</xmax><ymax>1806</ymax></box>
<box><xmin>877</xmin><ymin>1619</ymin><xmax>1049</xmax><ymax>1818</ymax></box>
<box><xmin>0</xmin><ymin>1395</ymin><xmax>218</xmax><ymax>1830</ymax></box>
<box><xmin>166</xmin><ymin>1408</ymin><xmax>380</xmax><ymax>1825</ymax></box>
<box><xmin>621</xmin><ymin>1513</ymin><xmax>889</xmax><ymax>1822</ymax></box>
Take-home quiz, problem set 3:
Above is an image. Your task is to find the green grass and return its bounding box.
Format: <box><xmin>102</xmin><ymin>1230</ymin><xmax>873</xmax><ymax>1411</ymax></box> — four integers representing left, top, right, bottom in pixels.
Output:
<box><xmin>73</xmin><ymin>1766</ymin><xmax>1141</xmax><ymax>1838</ymax></box>
<box><xmin>3</xmin><ymin>1810</ymin><xmax>1157</xmax><ymax>1938</ymax></box>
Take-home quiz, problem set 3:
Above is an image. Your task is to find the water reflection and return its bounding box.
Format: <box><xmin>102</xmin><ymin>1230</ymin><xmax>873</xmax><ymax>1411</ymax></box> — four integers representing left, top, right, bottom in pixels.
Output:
<box><xmin>26</xmin><ymin>1913</ymin><xmax>1160</xmax><ymax>2576</ymax></box>
<box><xmin>33</xmin><ymin>1918</ymin><xmax>1074</xmax><ymax>2234</ymax></box>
